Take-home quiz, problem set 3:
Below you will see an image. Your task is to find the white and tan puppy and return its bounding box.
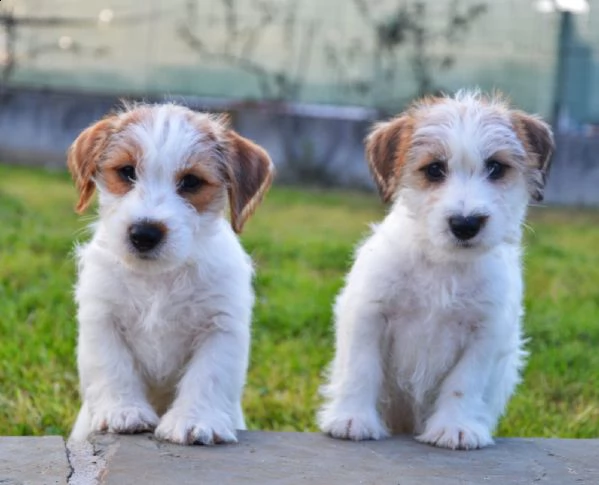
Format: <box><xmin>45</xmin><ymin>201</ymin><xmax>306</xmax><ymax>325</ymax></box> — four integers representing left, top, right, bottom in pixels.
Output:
<box><xmin>318</xmin><ymin>91</ymin><xmax>553</xmax><ymax>449</ymax></box>
<box><xmin>67</xmin><ymin>103</ymin><xmax>273</xmax><ymax>445</ymax></box>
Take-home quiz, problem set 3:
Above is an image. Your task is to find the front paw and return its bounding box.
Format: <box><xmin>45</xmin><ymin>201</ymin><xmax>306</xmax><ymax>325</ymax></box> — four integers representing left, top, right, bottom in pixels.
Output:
<box><xmin>319</xmin><ymin>408</ymin><xmax>389</xmax><ymax>441</ymax></box>
<box><xmin>416</xmin><ymin>413</ymin><xmax>493</xmax><ymax>450</ymax></box>
<box><xmin>91</xmin><ymin>404</ymin><xmax>159</xmax><ymax>434</ymax></box>
<box><xmin>155</xmin><ymin>409</ymin><xmax>237</xmax><ymax>445</ymax></box>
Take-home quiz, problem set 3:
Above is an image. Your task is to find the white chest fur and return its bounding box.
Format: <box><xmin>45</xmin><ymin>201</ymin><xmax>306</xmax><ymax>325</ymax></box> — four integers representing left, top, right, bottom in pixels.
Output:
<box><xmin>74</xmin><ymin>232</ymin><xmax>253</xmax><ymax>393</ymax></box>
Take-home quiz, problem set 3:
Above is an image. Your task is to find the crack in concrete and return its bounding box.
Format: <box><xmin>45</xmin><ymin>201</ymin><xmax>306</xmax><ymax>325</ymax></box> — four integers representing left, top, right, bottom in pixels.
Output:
<box><xmin>66</xmin><ymin>437</ymin><xmax>111</xmax><ymax>485</ymax></box>
<box><xmin>65</xmin><ymin>443</ymin><xmax>75</xmax><ymax>483</ymax></box>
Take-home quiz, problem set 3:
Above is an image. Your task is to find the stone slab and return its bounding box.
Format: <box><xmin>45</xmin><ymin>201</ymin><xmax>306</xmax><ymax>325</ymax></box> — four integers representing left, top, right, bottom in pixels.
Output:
<box><xmin>88</xmin><ymin>431</ymin><xmax>599</xmax><ymax>485</ymax></box>
<box><xmin>0</xmin><ymin>436</ymin><xmax>70</xmax><ymax>485</ymax></box>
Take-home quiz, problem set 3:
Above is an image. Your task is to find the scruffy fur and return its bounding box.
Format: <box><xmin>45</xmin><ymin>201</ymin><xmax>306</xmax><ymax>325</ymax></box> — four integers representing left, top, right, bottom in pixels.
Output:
<box><xmin>318</xmin><ymin>91</ymin><xmax>554</xmax><ymax>450</ymax></box>
<box><xmin>67</xmin><ymin>103</ymin><xmax>274</xmax><ymax>445</ymax></box>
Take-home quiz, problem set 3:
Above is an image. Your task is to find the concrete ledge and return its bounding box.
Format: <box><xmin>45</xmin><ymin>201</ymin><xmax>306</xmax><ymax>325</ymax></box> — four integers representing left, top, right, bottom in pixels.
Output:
<box><xmin>83</xmin><ymin>432</ymin><xmax>599</xmax><ymax>485</ymax></box>
<box><xmin>2</xmin><ymin>432</ymin><xmax>599</xmax><ymax>484</ymax></box>
<box><xmin>0</xmin><ymin>436</ymin><xmax>70</xmax><ymax>484</ymax></box>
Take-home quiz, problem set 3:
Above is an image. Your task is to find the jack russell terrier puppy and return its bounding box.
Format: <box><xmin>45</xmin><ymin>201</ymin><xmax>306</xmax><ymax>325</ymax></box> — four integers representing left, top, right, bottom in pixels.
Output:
<box><xmin>318</xmin><ymin>91</ymin><xmax>553</xmax><ymax>450</ymax></box>
<box><xmin>67</xmin><ymin>103</ymin><xmax>273</xmax><ymax>445</ymax></box>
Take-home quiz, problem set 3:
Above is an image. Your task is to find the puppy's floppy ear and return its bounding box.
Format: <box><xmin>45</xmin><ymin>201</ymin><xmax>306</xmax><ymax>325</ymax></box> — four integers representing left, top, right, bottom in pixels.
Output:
<box><xmin>511</xmin><ymin>112</ymin><xmax>555</xmax><ymax>202</ymax></box>
<box><xmin>223</xmin><ymin>130</ymin><xmax>274</xmax><ymax>233</ymax></box>
<box><xmin>365</xmin><ymin>115</ymin><xmax>413</xmax><ymax>203</ymax></box>
<box><xmin>67</xmin><ymin>117</ymin><xmax>116</xmax><ymax>213</ymax></box>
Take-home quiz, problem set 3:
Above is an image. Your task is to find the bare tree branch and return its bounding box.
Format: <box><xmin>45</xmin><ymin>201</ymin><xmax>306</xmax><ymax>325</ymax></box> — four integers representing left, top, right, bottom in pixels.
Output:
<box><xmin>222</xmin><ymin>0</ymin><xmax>239</xmax><ymax>54</ymax></box>
<box><xmin>178</xmin><ymin>0</ymin><xmax>316</xmax><ymax>101</ymax></box>
<box><xmin>330</xmin><ymin>0</ymin><xmax>487</xmax><ymax>105</ymax></box>
<box><xmin>290</xmin><ymin>20</ymin><xmax>318</xmax><ymax>99</ymax></box>
<box><xmin>352</xmin><ymin>0</ymin><xmax>376</xmax><ymax>27</ymax></box>
<box><xmin>178</xmin><ymin>23</ymin><xmax>273</xmax><ymax>97</ymax></box>
<box><xmin>239</xmin><ymin>4</ymin><xmax>275</xmax><ymax>60</ymax></box>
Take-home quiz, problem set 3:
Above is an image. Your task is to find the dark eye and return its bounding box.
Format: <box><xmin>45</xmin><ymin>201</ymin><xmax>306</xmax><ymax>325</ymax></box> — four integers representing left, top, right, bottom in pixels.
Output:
<box><xmin>117</xmin><ymin>165</ymin><xmax>136</xmax><ymax>183</ymax></box>
<box><xmin>422</xmin><ymin>161</ymin><xmax>447</xmax><ymax>183</ymax></box>
<box><xmin>178</xmin><ymin>174</ymin><xmax>203</xmax><ymax>193</ymax></box>
<box><xmin>486</xmin><ymin>159</ymin><xmax>508</xmax><ymax>181</ymax></box>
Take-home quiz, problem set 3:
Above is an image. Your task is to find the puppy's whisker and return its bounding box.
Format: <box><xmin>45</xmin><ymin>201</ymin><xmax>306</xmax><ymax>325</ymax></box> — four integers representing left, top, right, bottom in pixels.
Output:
<box><xmin>522</xmin><ymin>222</ymin><xmax>535</xmax><ymax>234</ymax></box>
<box><xmin>77</xmin><ymin>214</ymin><xmax>97</xmax><ymax>224</ymax></box>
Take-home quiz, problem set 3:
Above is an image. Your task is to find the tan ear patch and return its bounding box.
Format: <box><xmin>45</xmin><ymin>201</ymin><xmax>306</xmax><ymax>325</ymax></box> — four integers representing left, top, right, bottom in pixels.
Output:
<box><xmin>67</xmin><ymin>117</ymin><xmax>116</xmax><ymax>213</ymax></box>
<box><xmin>224</xmin><ymin>131</ymin><xmax>274</xmax><ymax>233</ymax></box>
<box><xmin>365</xmin><ymin>115</ymin><xmax>414</xmax><ymax>203</ymax></box>
<box><xmin>511</xmin><ymin>112</ymin><xmax>555</xmax><ymax>201</ymax></box>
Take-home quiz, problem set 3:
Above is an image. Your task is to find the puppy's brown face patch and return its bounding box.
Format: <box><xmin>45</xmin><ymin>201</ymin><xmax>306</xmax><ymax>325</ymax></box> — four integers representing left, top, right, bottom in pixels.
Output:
<box><xmin>222</xmin><ymin>130</ymin><xmax>274</xmax><ymax>233</ymax></box>
<box><xmin>479</xmin><ymin>149</ymin><xmax>522</xmax><ymax>187</ymax></box>
<box><xmin>68</xmin><ymin>104</ymin><xmax>273</xmax><ymax>236</ymax></box>
<box><xmin>407</xmin><ymin>146</ymin><xmax>523</xmax><ymax>193</ymax></box>
<box><xmin>366</xmin><ymin>93</ymin><xmax>554</xmax><ymax>206</ymax></box>
<box><xmin>410</xmin><ymin>153</ymin><xmax>448</xmax><ymax>191</ymax></box>
<box><xmin>365</xmin><ymin>115</ymin><xmax>415</xmax><ymax>202</ymax></box>
<box><xmin>67</xmin><ymin>117</ymin><xmax>116</xmax><ymax>213</ymax></box>
<box><xmin>510</xmin><ymin>112</ymin><xmax>554</xmax><ymax>201</ymax></box>
<box><xmin>175</xmin><ymin>161</ymin><xmax>226</xmax><ymax>214</ymax></box>
<box><xmin>100</xmin><ymin>144</ymin><xmax>140</xmax><ymax>197</ymax></box>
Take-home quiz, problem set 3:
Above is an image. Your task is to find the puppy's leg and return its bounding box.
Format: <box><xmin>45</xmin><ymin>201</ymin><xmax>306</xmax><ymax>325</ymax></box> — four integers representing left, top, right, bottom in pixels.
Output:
<box><xmin>75</xmin><ymin>310</ymin><xmax>158</xmax><ymax>439</ymax></box>
<box><xmin>485</xmin><ymin>341</ymin><xmax>525</xmax><ymax>427</ymax></box>
<box><xmin>318</xmin><ymin>295</ymin><xmax>389</xmax><ymax>441</ymax></box>
<box><xmin>70</xmin><ymin>401</ymin><xmax>91</xmax><ymax>442</ymax></box>
<box><xmin>234</xmin><ymin>401</ymin><xmax>246</xmax><ymax>430</ymax></box>
<box><xmin>416</xmin><ymin>325</ymin><xmax>515</xmax><ymax>450</ymax></box>
<box><xmin>155</xmin><ymin>323</ymin><xmax>250</xmax><ymax>445</ymax></box>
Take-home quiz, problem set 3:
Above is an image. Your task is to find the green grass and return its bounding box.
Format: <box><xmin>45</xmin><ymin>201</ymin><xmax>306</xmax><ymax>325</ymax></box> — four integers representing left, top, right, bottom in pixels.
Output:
<box><xmin>0</xmin><ymin>164</ymin><xmax>597</xmax><ymax>438</ymax></box>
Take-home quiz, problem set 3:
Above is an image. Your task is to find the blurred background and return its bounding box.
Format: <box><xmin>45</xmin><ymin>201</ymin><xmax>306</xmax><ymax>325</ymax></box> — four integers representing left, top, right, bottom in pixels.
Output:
<box><xmin>0</xmin><ymin>0</ymin><xmax>598</xmax><ymax>202</ymax></box>
<box><xmin>0</xmin><ymin>0</ymin><xmax>598</xmax><ymax>438</ymax></box>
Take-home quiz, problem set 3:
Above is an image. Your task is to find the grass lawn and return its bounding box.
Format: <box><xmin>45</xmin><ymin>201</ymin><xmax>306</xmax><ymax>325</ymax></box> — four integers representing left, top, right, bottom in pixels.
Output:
<box><xmin>0</xmin><ymin>163</ymin><xmax>598</xmax><ymax>438</ymax></box>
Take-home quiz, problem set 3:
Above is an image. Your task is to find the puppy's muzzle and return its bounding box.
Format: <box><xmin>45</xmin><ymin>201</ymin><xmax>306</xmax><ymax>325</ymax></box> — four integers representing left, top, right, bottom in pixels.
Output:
<box><xmin>448</xmin><ymin>214</ymin><xmax>488</xmax><ymax>241</ymax></box>
<box><xmin>128</xmin><ymin>221</ymin><xmax>165</xmax><ymax>253</ymax></box>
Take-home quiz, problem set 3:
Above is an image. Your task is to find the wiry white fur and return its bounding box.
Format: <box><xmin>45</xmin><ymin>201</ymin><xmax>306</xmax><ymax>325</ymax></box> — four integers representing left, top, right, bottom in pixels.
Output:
<box><xmin>318</xmin><ymin>92</ymin><xmax>537</xmax><ymax>450</ymax></box>
<box><xmin>70</xmin><ymin>105</ymin><xmax>255</xmax><ymax>445</ymax></box>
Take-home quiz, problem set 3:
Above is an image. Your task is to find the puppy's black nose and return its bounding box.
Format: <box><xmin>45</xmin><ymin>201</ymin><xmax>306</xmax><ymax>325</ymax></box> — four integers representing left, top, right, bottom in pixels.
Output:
<box><xmin>128</xmin><ymin>222</ymin><xmax>165</xmax><ymax>252</ymax></box>
<box><xmin>448</xmin><ymin>215</ymin><xmax>488</xmax><ymax>241</ymax></box>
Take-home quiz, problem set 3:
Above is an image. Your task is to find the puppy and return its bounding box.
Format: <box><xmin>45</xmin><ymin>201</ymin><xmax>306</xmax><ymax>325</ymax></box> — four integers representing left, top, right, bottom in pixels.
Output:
<box><xmin>67</xmin><ymin>103</ymin><xmax>274</xmax><ymax>445</ymax></box>
<box><xmin>318</xmin><ymin>91</ymin><xmax>553</xmax><ymax>450</ymax></box>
